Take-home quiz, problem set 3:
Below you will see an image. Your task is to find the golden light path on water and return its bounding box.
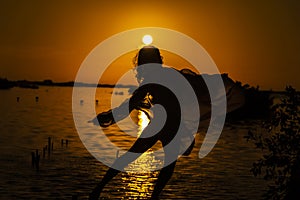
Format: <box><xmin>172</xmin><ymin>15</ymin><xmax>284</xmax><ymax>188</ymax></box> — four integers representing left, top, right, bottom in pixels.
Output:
<box><xmin>137</xmin><ymin>110</ymin><xmax>150</xmax><ymax>133</ymax></box>
<box><xmin>122</xmin><ymin>110</ymin><xmax>162</xmax><ymax>199</ymax></box>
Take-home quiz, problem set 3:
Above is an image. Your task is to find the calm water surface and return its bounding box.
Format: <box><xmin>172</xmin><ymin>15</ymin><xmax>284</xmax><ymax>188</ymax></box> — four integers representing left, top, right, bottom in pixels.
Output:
<box><xmin>0</xmin><ymin>87</ymin><xmax>269</xmax><ymax>199</ymax></box>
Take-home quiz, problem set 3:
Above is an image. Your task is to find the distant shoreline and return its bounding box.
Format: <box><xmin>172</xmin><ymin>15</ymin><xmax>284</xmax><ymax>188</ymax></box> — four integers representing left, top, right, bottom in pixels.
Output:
<box><xmin>0</xmin><ymin>78</ymin><xmax>297</xmax><ymax>93</ymax></box>
<box><xmin>2</xmin><ymin>78</ymin><xmax>299</xmax><ymax>120</ymax></box>
<box><xmin>0</xmin><ymin>78</ymin><xmax>136</xmax><ymax>89</ymax></box>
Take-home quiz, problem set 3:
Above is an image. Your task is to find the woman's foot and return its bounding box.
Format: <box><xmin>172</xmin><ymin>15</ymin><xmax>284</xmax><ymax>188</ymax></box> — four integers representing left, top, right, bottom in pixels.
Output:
<box><xmin>88</xmin><ymin>185</ymin><xmax>102</xmax><ymax>200</ymax></box>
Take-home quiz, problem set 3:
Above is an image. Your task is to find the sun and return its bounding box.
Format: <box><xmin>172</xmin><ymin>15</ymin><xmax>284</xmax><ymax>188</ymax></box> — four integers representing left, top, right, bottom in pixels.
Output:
<box><xmin>142</xmin><ymin>35</ymin><xmax>153</xmax><ymax>45</ymax></box>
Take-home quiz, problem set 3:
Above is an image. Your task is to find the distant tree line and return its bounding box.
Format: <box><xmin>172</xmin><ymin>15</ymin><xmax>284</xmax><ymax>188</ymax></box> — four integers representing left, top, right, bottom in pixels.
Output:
<box><xmin>0</xmin><ymin>78</ymin><xmax>135</xmax><ymax>89</ymax></box>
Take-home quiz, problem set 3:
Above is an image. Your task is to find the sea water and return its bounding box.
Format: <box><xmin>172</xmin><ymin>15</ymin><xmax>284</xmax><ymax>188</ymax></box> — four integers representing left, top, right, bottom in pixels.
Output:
<box><xmin>0</xmin><ymin>87</ymin><xmax>269</xmax><ymax>199</ymax></box>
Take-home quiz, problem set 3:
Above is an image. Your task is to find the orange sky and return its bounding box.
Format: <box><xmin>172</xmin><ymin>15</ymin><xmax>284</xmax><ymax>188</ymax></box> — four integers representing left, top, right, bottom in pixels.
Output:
<box><xmin>0</xmin><ymin>1</ymin><xmax>299</xmax><ymax>90</ymax></box>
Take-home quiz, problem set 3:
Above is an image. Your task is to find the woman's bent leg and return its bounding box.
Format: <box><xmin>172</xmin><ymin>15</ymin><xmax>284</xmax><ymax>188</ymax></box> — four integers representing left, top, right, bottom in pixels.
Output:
<box><xmin>150</xmin><ymin>161</ymin><xmax>177</xmax><ymax>199</ymax></box>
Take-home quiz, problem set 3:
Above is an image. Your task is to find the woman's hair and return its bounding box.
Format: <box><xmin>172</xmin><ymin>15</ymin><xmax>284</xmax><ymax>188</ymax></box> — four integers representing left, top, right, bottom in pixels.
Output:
<box><xmin>133</xmin><ymin>46</ymin><xmax>163</xmax><ymax>67</ymax></box>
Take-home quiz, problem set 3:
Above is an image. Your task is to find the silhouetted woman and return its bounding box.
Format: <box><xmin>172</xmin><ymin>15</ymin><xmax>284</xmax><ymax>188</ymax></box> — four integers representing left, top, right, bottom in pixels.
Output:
<box><xmin>89</xmin><ymin>46</ymin><xmax>244</xmax><ymax>199</ymax></box>
<box><xmin>89</xmin><ymin>46</ymin><xmax>199</xmax><ymax>199</ymax></box>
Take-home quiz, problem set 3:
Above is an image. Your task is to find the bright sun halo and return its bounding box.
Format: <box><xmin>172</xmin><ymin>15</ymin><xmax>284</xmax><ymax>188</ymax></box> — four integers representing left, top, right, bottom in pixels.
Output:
<box><xmin>142</xmin><ymin>35</ymin><xmax>153</xmax><ymax>45</ymax></box>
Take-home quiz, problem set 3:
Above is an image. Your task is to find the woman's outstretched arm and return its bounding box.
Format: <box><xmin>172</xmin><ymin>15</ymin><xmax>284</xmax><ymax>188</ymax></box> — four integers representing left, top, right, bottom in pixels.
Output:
<box><xmin>91</xmin><ymin>86</ymin><xmax>150</xmax><ymax>127</ymax></box>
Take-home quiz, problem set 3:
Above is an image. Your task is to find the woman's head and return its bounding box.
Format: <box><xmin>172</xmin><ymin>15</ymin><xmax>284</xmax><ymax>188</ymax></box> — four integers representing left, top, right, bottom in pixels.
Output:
<box><xmin>133</xmin><ymin>46</ymin><xmax>163</xmax><ymax>66</ymax></box>
<box><xmin>134</xmin><ymin>46</ymin><xmax>163</xmax><ymax>83</ymax></box>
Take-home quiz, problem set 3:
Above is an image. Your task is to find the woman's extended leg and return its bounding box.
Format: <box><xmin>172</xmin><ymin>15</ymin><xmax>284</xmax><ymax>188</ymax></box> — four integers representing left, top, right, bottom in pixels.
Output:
<box><xmin>89</xmin><ymin>131</ymin><xmax>159</xmax><ymax>200</ymax></box>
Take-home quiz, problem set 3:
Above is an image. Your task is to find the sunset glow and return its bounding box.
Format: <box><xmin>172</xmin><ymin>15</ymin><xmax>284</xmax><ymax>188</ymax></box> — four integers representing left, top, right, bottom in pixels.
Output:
<box><xmin>0</xmin><ymin>1</ymin><xmax>299</xmax><ymax>90</ymax></box>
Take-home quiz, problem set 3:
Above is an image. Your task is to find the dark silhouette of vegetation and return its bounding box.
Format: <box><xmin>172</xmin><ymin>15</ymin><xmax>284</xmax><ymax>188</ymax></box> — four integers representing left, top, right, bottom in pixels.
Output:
<box><xmin>0</xmin><ymin>78</ymin><xmax>14</xmax><ymax>89</ymax></box>
<box><xmin>245</xmin><ymin>86</ymin><xmax>300</xmax><ymax>199</ymax></box>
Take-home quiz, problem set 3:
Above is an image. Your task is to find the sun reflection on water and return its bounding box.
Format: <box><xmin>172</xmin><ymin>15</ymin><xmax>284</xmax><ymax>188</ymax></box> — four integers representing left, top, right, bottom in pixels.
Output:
<box><xmin>137</xmin><ymin>110</ymin><xmax>150</xmax><ymax>135</ymax></box>
<box><xmin>122</xmin><ymin>110</ymin><xmax>162</xmax><ymax>199</ymax></box>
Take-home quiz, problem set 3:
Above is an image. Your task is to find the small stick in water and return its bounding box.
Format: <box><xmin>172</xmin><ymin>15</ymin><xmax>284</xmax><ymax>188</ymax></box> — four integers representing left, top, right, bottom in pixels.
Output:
<box><xmin>31</xmin><ymin>152</ymin><xmax>35</xmax><ymax>168</ymax></box>
<box><xmin>48</xmin><ymin>137</ymin><xmax>51</xmax><ymax>155</ymax></box>
<box><xmin>35</xmin><ymin>149</ymin><xmax>40</xmax><ymax>171</ymax></box>
<box><xmin>43</xmin><ymin>147</ymin><xmax>46</xmax><ymax>158</ymax></box>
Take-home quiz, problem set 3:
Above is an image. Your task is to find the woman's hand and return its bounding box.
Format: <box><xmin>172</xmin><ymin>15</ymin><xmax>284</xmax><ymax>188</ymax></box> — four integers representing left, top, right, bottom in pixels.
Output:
<box><xmin>88</xmin><ymin>111</ymin><xmax>115</xmax><ymax>127</ymax></box>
